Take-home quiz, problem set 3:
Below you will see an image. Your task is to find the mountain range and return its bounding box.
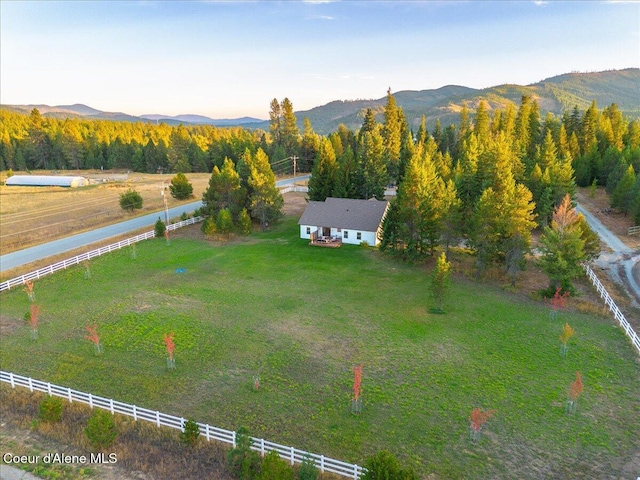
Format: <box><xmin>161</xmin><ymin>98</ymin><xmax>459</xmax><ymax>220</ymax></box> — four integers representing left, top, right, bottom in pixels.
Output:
<box><xmin>3</xmin><ymin>68</ymin><xmax>638</xmax><ymax>135</ymax></box>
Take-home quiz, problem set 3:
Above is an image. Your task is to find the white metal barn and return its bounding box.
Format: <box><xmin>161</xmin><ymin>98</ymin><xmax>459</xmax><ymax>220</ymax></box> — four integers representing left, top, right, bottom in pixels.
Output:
<box><xmin>298</xmin><ymin>197</ymin><xmax>389</xmax><ymax>247</ymax></box>
<box><xmin>5</xmin><ymin>175</ymin><xmax>88</xmax><ymax>188</ymax></box>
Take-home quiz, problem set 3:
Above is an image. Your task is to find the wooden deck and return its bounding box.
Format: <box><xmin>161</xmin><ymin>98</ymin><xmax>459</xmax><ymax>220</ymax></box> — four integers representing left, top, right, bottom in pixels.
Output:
<box><xmin>310</xmin><ymin>236</ymin><xmax>342</xmax><ymax>248</ymax></box>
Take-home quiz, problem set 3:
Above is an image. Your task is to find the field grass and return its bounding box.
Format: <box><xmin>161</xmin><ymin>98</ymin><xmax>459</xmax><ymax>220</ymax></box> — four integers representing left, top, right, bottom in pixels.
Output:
<box><xmin>0</xmin><ymin>170</ymin><xmax>212</xmax><ymax>254</ymax></box>
<box><xmin>1</xmin><ymin>217</ymin><xmax>639</xmax><ymax>479</ymax></box>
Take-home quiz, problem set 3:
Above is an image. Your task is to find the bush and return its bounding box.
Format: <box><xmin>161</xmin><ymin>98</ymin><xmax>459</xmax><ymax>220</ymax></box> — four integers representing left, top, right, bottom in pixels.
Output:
<box><xmin>258</xmin><ymin>450</ymin><xmax>294</xmax><ymax>480</ymax></box>
<box><xmin>155</xmin><ymin>217</ymin><xmax>166</xmax><ymax>238</ymax></box>
<box><xmin>38</xmin><ymin>395</ymin><xmax>63</xmax><ymax>423</ymax></box>
<box><xmin>202</xmin><ymin>217</ymin><xmax>216</xmax><ymax>235</ymax></box>
<box><xmin>85</xmin><ymin>410</ymin><xmax>118</xmax><ymax>449</ymax></box>
<box><xmin>180</xmin><ymin>418</ymin><xmax>200</xmax><ymax>447</ymax></box>
<box><xmin>119</xmin><ymin>189</ymin><xmax>143</xmax><ymax>212</ymax></box>
<box><xmin>361</xmin><ymin>450</ymin><xmax>418</xmax><ymax>480</ymax></box>
<box><xmin>297</xmin><ymin>454</ymin><xmax>319</xmax><ymax>480</ymax></box>
<box><xmin>169</xmin><ymin>172</ymin><xmax>194</xmax><ymax>200</ymax></box>
<box><xmin>226</xmin><ymin>427</ymin><xmax>261</xmax><ymax>480</ymax></box>
<box><xmin>216</xmin><ymin>208</ymin><xmax>234</xmax><ymax>236</ymax></box>
<box><xmin>238</xmin><ymin>208</ymin><xmax>252</xmax><ymax>236</ymax></box>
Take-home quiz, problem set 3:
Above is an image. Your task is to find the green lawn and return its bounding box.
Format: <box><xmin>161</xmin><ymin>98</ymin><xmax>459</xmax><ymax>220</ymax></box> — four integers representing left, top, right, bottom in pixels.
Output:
<box><xmin>1</xmin><ymin>217</ymin><xmax>639</xmax><ymax>479</ymax></box>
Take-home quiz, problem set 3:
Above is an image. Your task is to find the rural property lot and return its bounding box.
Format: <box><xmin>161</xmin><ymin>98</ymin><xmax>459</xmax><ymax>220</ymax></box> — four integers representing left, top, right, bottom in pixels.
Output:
<box><xmin>0</xmin><ymin>171</ymin><xmax>212</xmax><ymax>255</ymax></box>
<box><xmin>1</xmin><ymin>213</ymin><xmax>639</xmax><ymax>479</ymax></box>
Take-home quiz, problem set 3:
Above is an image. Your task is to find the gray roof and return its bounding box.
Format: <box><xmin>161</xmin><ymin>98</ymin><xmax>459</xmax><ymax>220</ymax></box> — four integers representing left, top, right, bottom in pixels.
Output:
<box><xmin>298</xmin><ymin>197</ymin><xmax>389</xmax><ymax>232</ymax></box>
<box><xmin>5</xmin><ymin>175</ymin><xmax>87</xmax><ymax>187</ymax></box>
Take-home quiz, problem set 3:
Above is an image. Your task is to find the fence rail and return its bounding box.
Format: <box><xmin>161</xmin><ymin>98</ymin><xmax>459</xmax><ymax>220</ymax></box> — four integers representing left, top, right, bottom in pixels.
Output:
<box><xmin>583</xmin><ymin>263</ymin><xmax>640</xmax><ymax>355</ymax></box>
<box><xmin>0</xmin><ymin>216</ymin><xmax>204</xmax><ymax>293</ymax></box>
<box><xmin>628</xmin><ymin>226</ymin><xmax>640</xmax><ymax>236</ymax></box>
<box><xmin>0</xmin><ymin>371</ymin><xmax>363</xmax><ymax>479</ymax></box>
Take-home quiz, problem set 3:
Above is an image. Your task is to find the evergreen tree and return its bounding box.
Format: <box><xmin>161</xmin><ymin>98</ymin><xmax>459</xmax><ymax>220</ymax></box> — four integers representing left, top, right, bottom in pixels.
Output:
<box><xmin>280</xmin><ymin>97</ymin><xmax>300</xmax><ymax>156</ymax></box>
<box><xmin>307</xmin><ymin>137</ymin><xmax>338</xmax><ymax>201</ymax></box>
<box><xmin>538</xmin><ymin>194</ymin><xmax>588</xmax><ymax>293</ymax></box>
<box><xmin>612</xmin><ymin>164</ymin><xmax>636</xmax><ymax>213</ymax></box>
<box><xmin>430</xmin><ymin>252</ymin><xmax>451</xmax><ymax>313</ymax></box>
<box><xmin>382</xmin><ymin>88</ymin><xmax>403</xmax><ymax>184</ymax></box>
<box><xmin>202</xmin><ymin>157</ymin><xmax>244</xmax><ymax>219</ymax></box>
<box><xmin>246</xmin><ymin>148</ymin><xmax>284</xmax><ymax>229</ymax></box>
<box><xmin>169</xmin><ymin>172</ymin><xmax>194</xmax><ymax>200</ymax></box>
<box><xmin>357</xmin><ymin>130</ymin><xmax>387</xmax><ymax>200</ymax></box>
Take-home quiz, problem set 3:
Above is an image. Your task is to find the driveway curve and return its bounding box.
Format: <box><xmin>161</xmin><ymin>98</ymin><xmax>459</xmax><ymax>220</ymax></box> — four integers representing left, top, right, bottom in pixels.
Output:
<box><xmin>576</xmin><ymin>203</ymin><xmax>640</xmax><ymax>305</ymax></box>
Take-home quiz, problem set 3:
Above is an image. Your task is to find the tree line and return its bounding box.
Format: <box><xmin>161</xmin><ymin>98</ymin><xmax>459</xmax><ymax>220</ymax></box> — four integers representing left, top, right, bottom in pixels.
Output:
<box><xmin>2</xmin><ymin>94</ymin><xmax>639</xmax><ymax>277</ymax></box>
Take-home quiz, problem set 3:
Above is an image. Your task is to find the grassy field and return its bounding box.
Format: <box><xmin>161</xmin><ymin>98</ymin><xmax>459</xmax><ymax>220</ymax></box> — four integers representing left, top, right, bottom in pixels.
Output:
<box><xmin>1</xmin><ymin>218</ymin><xmax>639</xmax><ymax>479</ymax></box>
<box><xmin>0</xmin><ymin>170</ymin><xmax>212</xmax><ymax>254</ymax></box>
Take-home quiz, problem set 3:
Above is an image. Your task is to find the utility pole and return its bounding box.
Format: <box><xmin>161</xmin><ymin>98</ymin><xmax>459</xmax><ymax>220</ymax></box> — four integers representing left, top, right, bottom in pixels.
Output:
<box><xmin>292</xmin><ymin>155</ymin><xmax>298</xmax><ymax>185</ymax></box>
<box><xmin>160</xmin><ymin>184</ymin><xmax>170</xmax><ymax>244</ymax></box>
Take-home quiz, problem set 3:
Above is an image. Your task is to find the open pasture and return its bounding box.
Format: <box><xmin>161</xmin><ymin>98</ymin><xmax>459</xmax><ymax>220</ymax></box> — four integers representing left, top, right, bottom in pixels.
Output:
<box><xmin>0</xmin><ymin>171</ymin><xmax>211</xmax><ymax>254</ymax></box>
<box><xmin>1</xmin><ymin>218</ymin><xmax>639</xmax><ymax>479</ymax></box>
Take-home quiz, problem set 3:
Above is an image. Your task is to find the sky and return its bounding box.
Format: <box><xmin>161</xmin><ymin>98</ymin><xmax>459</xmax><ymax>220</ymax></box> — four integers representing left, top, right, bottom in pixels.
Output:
<box><xmin>1</xmin><ymin>1</ymin><xmax>638</xmax><ymax>120</ymax></box>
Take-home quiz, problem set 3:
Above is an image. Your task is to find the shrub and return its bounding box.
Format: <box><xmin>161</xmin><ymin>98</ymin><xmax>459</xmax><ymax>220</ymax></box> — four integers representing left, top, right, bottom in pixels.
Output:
<box><xmin>297</xmin><ymin>454</ymin><xmax>319</xmax><ymax>480</ymax></box>
<box><xmin>85</xmin><ymin>410</ymin><xmax>118</xmax><ymax>449</ymax></box>
<box><xmin>361</xmin><ymin>450</ymin><xmax>418</xmax><ymax>480</ymax></box>
<box><xmin>258</xmin><ymin>450</ymin><xmax>294</xmax><ymax>480</ymax></box>
<box><xmin>38</xmin><ymin>395</ymin><xmax>63</xmax><ymax>423</ymax></box>
<box><xmin>155</xmin><ymin>218</ymin><xmax>166</xmax><ymax>238</ymax></box>
<box><xmin>202</xmin><ymin>217</ymin><xmax>216</xmax><ymax>235</ymax></box>
<box><xmin>238</xmin><ymin>208</ymin><xmax>252</xmax><ymax>236</ymax></box>
<box><xmin>169</xmin><ymin>172</ymin><xmax>194</xmax><ymax>200</ymax></box>
<box><xmin>119</xmin><ymin>189</ymin><xmax>143</xmax><ymax>212</ymax></box>
<box><xmin>7</xmin><ymin>168</ymin><xmax>14</xmax><ymax>178</ymax></box>
<box><xmin>180</xmin><ymin>418</ymin><xmax>200</xmax><ymax>447</ymax></box>
<box><xmin>216</xmin><ymin>208</ymin><xmax>234</xmax><ymax>236</ymax></box>
<box><xmin>226</xmin><ymin>427</ymin><xmax>261</xmax><ymax>480</ymax></box>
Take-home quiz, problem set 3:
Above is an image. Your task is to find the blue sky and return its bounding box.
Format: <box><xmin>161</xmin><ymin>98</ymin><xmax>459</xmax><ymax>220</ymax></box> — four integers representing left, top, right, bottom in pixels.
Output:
<box><xmin>1</xmin><ymin>1</ymin><xmax>638</xmax><ymax>119</ymax></box>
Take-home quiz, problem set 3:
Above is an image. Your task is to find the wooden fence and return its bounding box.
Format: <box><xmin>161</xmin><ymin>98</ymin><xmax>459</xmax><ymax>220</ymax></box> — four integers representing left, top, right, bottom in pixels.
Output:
<box><xmin>0</xmin><ymin>371</ymin><xmax>364</xmax><ymax>479</ymax></box>
<box><xmin>628</xmin><ymin>226</ymin><xmax>640</xmax><ymax>236</ymax></box>
<box><xmin>0</xmin><ymin>216</ymin><xmax>204</xmax><ymax>293</ymax></box>
<box><xmin>583</xmin><ymin>263</ymin><xmax>640</xmax><ymax>355</ymax></box>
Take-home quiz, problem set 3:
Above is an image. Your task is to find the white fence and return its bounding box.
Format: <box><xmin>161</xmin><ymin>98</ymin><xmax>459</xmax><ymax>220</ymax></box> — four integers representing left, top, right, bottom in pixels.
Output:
<box><xmin>0</xmin><ymin>216</ymin><xmax>204</xmax><ymax>293</ymax></box>
<box><xmin>0</xmin><ymin>371</ymin><xmax>363</xmax><ymax>479</ymax></box>
<box><xmin>628</xmin><ymin>226</ymin><xmax>640</xmax><ymax>236</ymax></box>
<box><xmin>583</xmin><ymin>263</ymin><xmax>640</xmax><ymax>355</ymax></box>
<box><xmin>280</xmin><ymin>185</ymin><xmax>308</xmax><ymax>194</ymax></box>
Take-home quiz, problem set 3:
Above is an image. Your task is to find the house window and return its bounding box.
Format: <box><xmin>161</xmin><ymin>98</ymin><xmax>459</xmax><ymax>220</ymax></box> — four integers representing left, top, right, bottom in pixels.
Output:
<box><xmin>357</xmin><ymin>232</ymin><xmax>362</xmax><ymax>240</ymax></box>
<box><xmin>344</xmin><ymin>231</ymin><xmax>349</xmax><ymax>239</ymax></box>
<box><xmin>306</xmin><ymin>227</ymin><xmax>311</xmax><ymax>235</ymax></box>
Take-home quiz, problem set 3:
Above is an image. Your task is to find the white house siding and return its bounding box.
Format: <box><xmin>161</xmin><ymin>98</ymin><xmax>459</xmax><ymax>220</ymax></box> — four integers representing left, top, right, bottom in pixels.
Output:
<box><xmin>300</xmin><ymin>225</ymin><xmax>380</xmax><ymax>246</ymax></box>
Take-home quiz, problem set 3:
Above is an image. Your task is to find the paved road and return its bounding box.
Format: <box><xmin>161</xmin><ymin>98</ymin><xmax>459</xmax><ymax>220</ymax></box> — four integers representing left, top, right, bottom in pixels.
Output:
<box><xmin>576</xmin><ymin>203</ymin><xmax>640</xmax><ymax>305</ymax></box>
<box><xmin>0</xmin><ymin>202</ymin><xmax>202</xmax><ymax>273</ymax></box>
<box><xmin>0</xmin><ymin>176</ymin><xmax>308</xmax><ymax>273</ymax></box>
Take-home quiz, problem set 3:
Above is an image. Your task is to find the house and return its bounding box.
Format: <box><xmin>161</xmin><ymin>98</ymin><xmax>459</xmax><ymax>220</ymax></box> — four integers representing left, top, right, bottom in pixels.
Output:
<box><xmin>298</xmin><ymin>197</ymin><xmax>389</xmax><ymax>247</ymax></box>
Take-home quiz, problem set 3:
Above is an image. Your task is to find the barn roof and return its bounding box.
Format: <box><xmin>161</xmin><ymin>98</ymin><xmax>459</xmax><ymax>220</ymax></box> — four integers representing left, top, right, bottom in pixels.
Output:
<box><xmin>298</xmin><ymin>197</ymin><xmax>389</xmax><ymax>232</ymax></box>
<box><xmin>5</xmin><ymin>175</ymin><xmax>87</xmax><ymax>187</ymax></box>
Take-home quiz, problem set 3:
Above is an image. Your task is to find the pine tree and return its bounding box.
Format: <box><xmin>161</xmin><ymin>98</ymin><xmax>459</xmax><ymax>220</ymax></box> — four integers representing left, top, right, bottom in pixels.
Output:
<box><xmin>307</xmin><ymin>138</ymin><xmax>338</xmax><ymax>201</ymax></box>
<box><xmin>202</xmin><ymin>157</ymin><xmax>244</xmax><ymax>219</ymax></box>
<box><xmin>357</xmin><ymin>130</ymin><xmax>387</xmax><ymax>200</ymax></box>
<box><xmin>430</xmin><ymin>252</ymin><xmax>451</xmax><ymax>313</ymax></box>
<box><xmin>382</xmin><ymin>88</ymin><xmax>403</xmax><ymax>184</ymax></box>
<box><xmin>246</xmin><ymin>148</ymin><xmax>284</xmax><ymax>229</ymax></box>
<box><xmin>538</xmin><ymin>194</ymin><xmax>588</xmax><ymax>293</ymax></box>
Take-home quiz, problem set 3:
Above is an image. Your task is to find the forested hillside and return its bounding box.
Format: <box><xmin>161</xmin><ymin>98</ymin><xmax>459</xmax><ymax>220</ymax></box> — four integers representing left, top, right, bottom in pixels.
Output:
<box><xmin>291</xmin><ymin>68</ymin><xmax>640</xmax><ymax>134</ymax></box>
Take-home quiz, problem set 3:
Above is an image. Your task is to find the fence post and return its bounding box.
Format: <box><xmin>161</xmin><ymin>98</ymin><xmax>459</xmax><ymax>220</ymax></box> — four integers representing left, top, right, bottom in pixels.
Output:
<box><xmin>320</xmin><ymin>455</ymin><xmax>325</xmax><ymax>473</ymax></box>
<box><xmin>67</xmin><ymin>387</ymin><xmax>72</xmax><ymax>403</ymax></box>
<box><xmin>89</xmin><ymin>393</ymin><xmax>93</xmax><ymax>409</ymax></box>
<box><xmin>133</xmin><ymin>404</ymin><xmax>137</xmax><ymax>421</ymax></box>
<box><xmin>205</xmin><ymin>424</ymin><xmax>210</xmax><ymax>442</ymax></box>
<box><xmin>290</xmin><ymin>446</ymin><xmax>295</xmax><ymax>465</ymax></box>
<box><xmin>110</xmin><ymin>398</ymin><xmax>114</xmax><ymax>414</ymax></box>
<box><xmin>156</xmin><ymin>411</ymin><xmax>160</xmax><ymax>427</ymax></box>
<box><xmin>28</xmin><ymin>377</ymin><xmax>33</xmax><ymax>392</ymax></box>
<box><xmin>47</xmin><ymin>382</ymin><xmax>52</xmax><ymax>396</ymax></box>
<box><xmin>232</xmin><ymin>430</ymin><xmax>236</xmax><ymax>448</ymax></box>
